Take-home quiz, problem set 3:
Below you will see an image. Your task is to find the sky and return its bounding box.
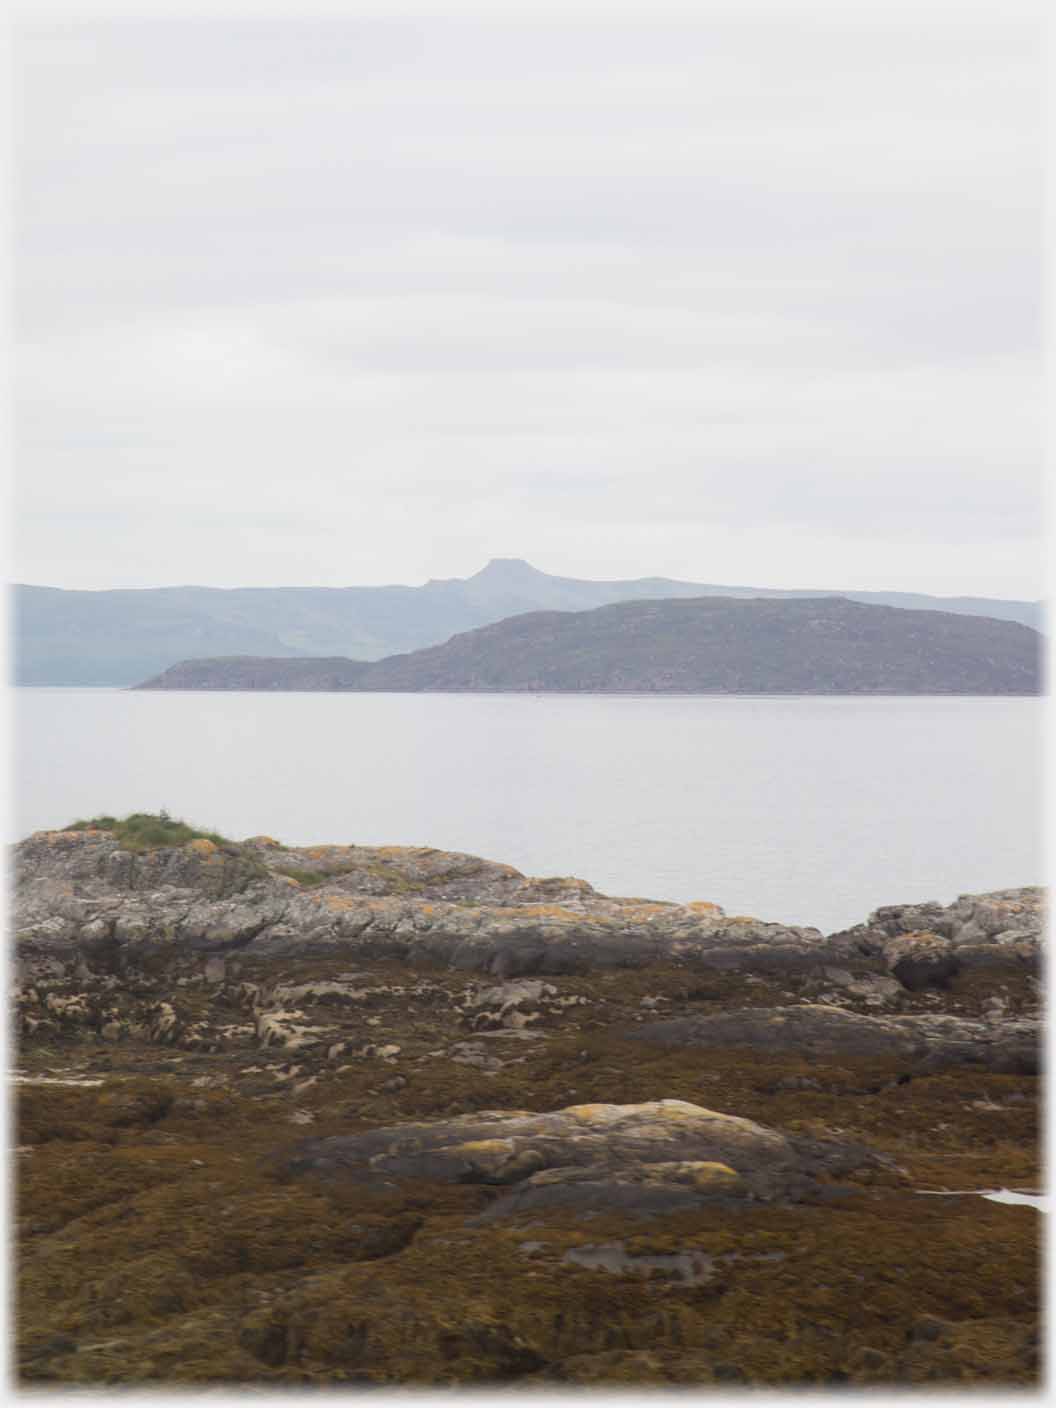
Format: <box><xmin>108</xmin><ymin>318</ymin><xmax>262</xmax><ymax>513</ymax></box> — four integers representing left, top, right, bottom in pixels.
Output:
<box><xmin>10</xmin><ymin>0</ymin><xmax>1046</xmax><ymax>598</ymax></box>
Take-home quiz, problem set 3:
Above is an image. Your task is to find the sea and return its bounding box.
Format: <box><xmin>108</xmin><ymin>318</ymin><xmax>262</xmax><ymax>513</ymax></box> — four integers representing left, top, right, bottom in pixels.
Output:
<box><xmin>12</xmin><ymin>688</ymin><xmax>1043</xmax><ymax>935</ymax></box>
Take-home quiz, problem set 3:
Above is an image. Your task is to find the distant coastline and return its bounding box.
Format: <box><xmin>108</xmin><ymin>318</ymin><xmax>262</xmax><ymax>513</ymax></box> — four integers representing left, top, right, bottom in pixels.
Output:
<box><xmin>132</xmin><ymin>595</ymin><xmax>1041</xmax><ymax>697</ymax></box>
<box><xmin>14</xmin><ymin>558</ymin><xmax>1043</xmax><ymax>687</ymax></box>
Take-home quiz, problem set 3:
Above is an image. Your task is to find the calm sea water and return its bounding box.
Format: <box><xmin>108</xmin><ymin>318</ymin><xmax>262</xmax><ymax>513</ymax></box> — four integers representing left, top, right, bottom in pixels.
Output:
<box><xmin>12</xmin><ymin>689</ymin><xmax>1043</xmax><ymax>934</ymax></box>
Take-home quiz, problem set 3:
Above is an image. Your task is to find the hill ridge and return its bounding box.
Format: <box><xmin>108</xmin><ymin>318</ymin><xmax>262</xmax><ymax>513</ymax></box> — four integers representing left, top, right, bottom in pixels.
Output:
<box><xmin>135</xmin><ymin>594</ymin><xmax>1041</xmax><ymax>696</ymax></box>
<box><xmin>15</xmin><ymin>560</ymin><xmax>1043</xmax><ymax>686</ymax></box>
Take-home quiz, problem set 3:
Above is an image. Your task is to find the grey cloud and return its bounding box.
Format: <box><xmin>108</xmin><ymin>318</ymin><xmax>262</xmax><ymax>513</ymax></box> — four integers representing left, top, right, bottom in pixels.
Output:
<box><xmin>11</xmin><ymin>10</ymin><xmax>1044</xmax><ymax>596</ymax></box>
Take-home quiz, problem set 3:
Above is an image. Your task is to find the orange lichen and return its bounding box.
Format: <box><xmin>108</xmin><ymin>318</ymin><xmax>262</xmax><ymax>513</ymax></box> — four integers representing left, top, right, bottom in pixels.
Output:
<box><xmin>503</xmin><ymin>905</ymin><xmax>585</xmax><ymax>923</ymax></box>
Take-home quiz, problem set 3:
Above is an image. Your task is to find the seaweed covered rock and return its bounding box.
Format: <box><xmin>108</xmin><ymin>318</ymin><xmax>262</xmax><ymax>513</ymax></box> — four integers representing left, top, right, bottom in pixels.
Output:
<box><xmin>11</xmin><ymin>823</ymin><xmax>1044</xmax><ymax>1388</ymax></box>
<box><xmin>15</xmin><ymin>985</ymin><xmax>1042</xmax><ymax>1388</ymax></box>
<box><xmin>278</xmin><ymin>1098</ymin><xmax>899</xmax><ymax>1215</ymax></box>
<box><xmin>628</xmin><ymin>1005</ymin><xmax>1041</xmax><ymax>1075</ymax></box>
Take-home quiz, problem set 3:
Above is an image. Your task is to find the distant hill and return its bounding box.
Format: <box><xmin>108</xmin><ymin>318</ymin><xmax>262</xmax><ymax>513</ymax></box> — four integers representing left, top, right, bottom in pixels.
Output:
<box><xmin>136</xmin><ymin>596</ymin><xmax>1042</xmax><ymax>695</ymax></box>
<box><xmin>136</xmin><ymin>657</ymin><xmax>373</xmax><ymax>691</ymax></box>
<box><xmin>15</xmin><ymin>558</ymin><xmax>1043</xmax><ymax>686</ymax></box>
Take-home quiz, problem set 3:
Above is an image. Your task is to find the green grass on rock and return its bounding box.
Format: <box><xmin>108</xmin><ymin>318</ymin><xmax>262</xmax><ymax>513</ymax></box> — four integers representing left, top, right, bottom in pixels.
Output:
<box><xmin>65</xmin><ymin>811</ymin><xmax>236</xmax><ymax>852</ymax></box>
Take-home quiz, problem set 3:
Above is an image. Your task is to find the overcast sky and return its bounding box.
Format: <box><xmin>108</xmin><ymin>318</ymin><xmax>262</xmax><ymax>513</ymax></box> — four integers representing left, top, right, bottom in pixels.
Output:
<box><xmin>11</xmin><ymin>1</ymin><xmax>1045</xmax><ymax>598</ymax></box>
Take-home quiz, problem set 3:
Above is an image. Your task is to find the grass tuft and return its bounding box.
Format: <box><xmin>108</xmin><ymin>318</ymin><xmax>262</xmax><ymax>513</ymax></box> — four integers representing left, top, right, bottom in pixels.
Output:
<box><xmin>65</xmin><ymin>810</ymin><xmax>235</xmax><ymax>852</ymax></box>
<box><xmin>271</xmin><ymin>866</ymin><xmax>327</xmax><ymax>888</ymax></box>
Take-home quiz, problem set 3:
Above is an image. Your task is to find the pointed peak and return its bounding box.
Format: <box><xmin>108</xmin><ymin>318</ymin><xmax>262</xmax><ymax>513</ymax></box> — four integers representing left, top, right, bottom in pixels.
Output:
<box><xmin>471</xmin><ymin>557</ymin><xmax>546</xmax><ymax>582</ymax></box>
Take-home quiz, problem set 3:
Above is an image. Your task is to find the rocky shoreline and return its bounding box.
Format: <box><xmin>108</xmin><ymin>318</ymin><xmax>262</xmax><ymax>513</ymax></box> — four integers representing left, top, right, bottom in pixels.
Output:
<box><xmin>13</xmin><ymin>825</ymin><xmax>1043</xmax><ymax>1387</ymax></box>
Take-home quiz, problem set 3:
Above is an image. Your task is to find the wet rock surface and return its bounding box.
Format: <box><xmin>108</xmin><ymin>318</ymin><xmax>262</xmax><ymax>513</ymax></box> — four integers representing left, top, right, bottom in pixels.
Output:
<box><xmin>630</xmin><ymin>1004</ymin><xmax>1041</xmax><ymax>1075</ymax></box>
<box><xmin>12</xmin><ymin>826</ymin><xmax>1043</xmax><ymax>1388</ymax></box>
<box><xmin>279</xmin><ymin>1098</ymin><xmax>898</xmax><ymax>1214</ymax></box>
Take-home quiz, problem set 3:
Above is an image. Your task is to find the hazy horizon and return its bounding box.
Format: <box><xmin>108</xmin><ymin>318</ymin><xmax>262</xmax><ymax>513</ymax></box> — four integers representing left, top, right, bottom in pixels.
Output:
<box><xmin>11</xmin><ymin>554</ymin><xmax>1045</xmax><ymax>603</ymax></box>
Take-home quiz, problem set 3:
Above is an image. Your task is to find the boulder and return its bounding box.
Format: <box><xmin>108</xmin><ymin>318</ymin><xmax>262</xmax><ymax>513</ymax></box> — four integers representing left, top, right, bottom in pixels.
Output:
<box><xmin>278</xmin><ymin>1098</ymin><xmax>899</xmax><ymax>1214</ymax></box>
<box><xmin>881</xmin><ymin>933</ymin><xmax>960</xmax><ymax>991</ymax></box>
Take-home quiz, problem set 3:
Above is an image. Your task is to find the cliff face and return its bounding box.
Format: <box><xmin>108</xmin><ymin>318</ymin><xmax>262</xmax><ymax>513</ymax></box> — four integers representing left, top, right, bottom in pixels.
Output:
<box><xmin>13</xmin><ymin>825</ymin><xmax>1043</xmax><ymax>1388</ymax></box>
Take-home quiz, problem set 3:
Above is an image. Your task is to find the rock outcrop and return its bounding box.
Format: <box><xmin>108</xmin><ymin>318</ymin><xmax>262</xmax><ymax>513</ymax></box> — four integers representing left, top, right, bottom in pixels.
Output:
<box><xmin>13</xmin><ymin>827</ymin><xmax>1042</xmax><ymax>1065</ymax></box>
<box><xmin>12</xmin><ymin>828</ymin><xmax>831</xmax><ymax>983</ymax></box>
<box><xmin>831</xmin><ymin>888</ymin><xmax>1044</xmax><ymax>988</ymax></box>
<box><xmin>12</xmin><ymin>821</ymin><xmax>1043</xmax><ymax>1389</ymax></box>
<box><xmin>15</xmin><ymin>828</ymin><xmax>1042</xmax><ymax>988</ymax></box>
<box><xmin>629</xmin><ymin>1004</ymin><xmax>1040</xmax><ymax>1075</ymax></box>
<box><xmin>280</xmin><ymin>1098</ymin><xmax>901</xmax><ymax>1217</ymax></box>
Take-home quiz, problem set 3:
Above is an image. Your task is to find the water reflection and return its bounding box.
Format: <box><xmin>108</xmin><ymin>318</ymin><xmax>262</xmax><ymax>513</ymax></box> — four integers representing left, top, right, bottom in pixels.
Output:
<box><xmin>558</xmin><ymin>1241</ymin><xmax>786</xmax><ymax>1283</ymax></box>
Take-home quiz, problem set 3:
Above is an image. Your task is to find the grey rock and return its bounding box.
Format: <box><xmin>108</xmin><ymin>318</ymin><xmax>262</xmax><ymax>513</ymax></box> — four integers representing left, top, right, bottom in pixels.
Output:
<box><xmin>827</xmin><ymin>887</ymin><xmax>1043</xmax><ymax>988</ymax></box>
<box><xmin>12</xmin><ymin>830</ymin><xmax>1042</xmax><ymax>1070</ymax></box>
<box><xmin>882</xmin><ymin>933</ymin><xmax>960</xmax><ymax>992</ymax></box>
<box><xmin>628</xmin><ymin>1004</ymin><xmax>1040</xmax><ymax>1075</ymax></box>
<box><xmin>12</xmin><ymin>829</ymin><xmax>836</xmax><ymax>980</ymax></box>
<box><xmin>277</xmin><ymin>1098</ymin><xmax>899</xmax><ymax>1216</ymax></box>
